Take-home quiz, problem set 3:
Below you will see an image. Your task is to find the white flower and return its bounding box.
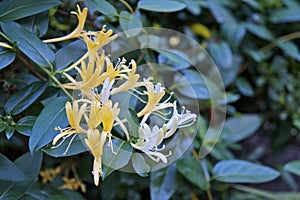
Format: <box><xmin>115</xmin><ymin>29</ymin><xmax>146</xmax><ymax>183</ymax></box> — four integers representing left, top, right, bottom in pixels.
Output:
<box><xmin>131</xmin><ymin>123</ymin><xmax>170</xmax><ymax>163</ymax></box>
<box><xmin>100</xmin><ymin>77</ymin><xmax>114</xmax><ymax>104</ymax></box>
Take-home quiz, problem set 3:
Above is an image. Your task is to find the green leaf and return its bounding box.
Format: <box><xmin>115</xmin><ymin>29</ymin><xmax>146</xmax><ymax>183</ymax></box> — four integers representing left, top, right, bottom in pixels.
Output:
<box><xmin>276</xmin><ymin>40</ymin><xmax>300</xmax><ymax>61</ymax></box>
<box><xmin>4</xmin><ymin>81</ymin><xmax>48</xmax><ymax>115</ymax></box>
<box><xmin>176</xmin><ymin>156</ymin><xmax>206</xmax><ymax>190</ymax></box>
<box><xmin>222</xmin><ymin>114</ymin><xmax>262</xmax><ymax>143</ymax></box>
<box><xmin>0</xmin><ymin>0</ymin><xmax>61</xmax><ymax>21</ymax></box>
<box><xmin>29</xmin><ymin>97</ymin><xmax>69</xmax><ymax>152</ymax></box>
<box><xmin>213</xmin><ymin>160</ymin><xmax>280</xmax><ymax>183</ymax></box>
<box><xmin>284</xmin><ymin>160</ymin><xmax>300</xmax><ymax>176</ymax></box>
<box><xmin>138</xmin><ymin>0</ymin><xmax>186</xmax><ymax>12</ymax></box>
<box><xmin>181</xmin><ymin>0</ymin><xmax>201</xmax><ymax>15</ymax></box>
<box><xmin>0</xmin><ymin>118</ymin><xmax>7</xmax><ymax>132</ymax></box>
<box><xmin>15</xmin><ymin>116</ymin><xmax>37</xmax><ymax>136</ymax></box>
<box><xmin>18</xmin><ymin>11</ymin><xmax>49</xmax><ymax>37</ymax></box>
<box><xmin>1</xmin><ymin>21</ymin><xmax>55</xmax><ymax>68</ymax></box>
<box><xmin>208</xmin><ymin>41</ymin><xmax>233</xmax><ymax>69</ymax></box>
<box><xmin>244</xmin><ymin>22</ymin><xmax>275</xmax><ymax>41</ymax></box>
<box><xmin>54</xmin><ymin>40</ymin><xmax>87</xmax><ymax>71</ymax></box>
<box><xmin>0</xmin><ymin>153</ymin><xmax>26</xmax><ymax>182</ymax></box>
<box><xmin>236</xmin><ymin>77</ymin><xmax>254</xmax><ymax>97</ymax></box>
<box><xmin>0</xmin><ymin>48</ymin><xmax>15</xmax><ymax>70</ymax></box>
<box><xmin>270</xmin><ymin>8</ymin><xmax>300</xmax><ymax>23</ymax></box>
<box><xmin>0</xmin><ymin>151</ymin><xmax>43</xmax><ymax>200</ymax></box>
<box><xmin>119</xmin><ymin>11</ymin><xmax>143</xmax><ymax>37</ymax></box>
<box><xmin>43</xmin><ymin>134</ymin><xmax>87</xmax><ymax>157</ymax></box>
<box><xmin>150</xmin><ymin>164</ymin><xmax>177</xmax><ymax>200</ymax></box>
<box><xmin>127</xmin><ymin>108</ymin><xmax>140</xmax><ymax>138</ymax></box>
<box><xmin>132</xmin><ymin>153</ymin><xmax>150</xmax><ymax>177</ymax></box>
<box><xmin>157</xmin><ymin>49</ymin><xmax>190</xmax><ymax>70</ymax></box>
<box><xmin>84</xmin><ymin>0</ymin><xmax>117</xmax><ymax>17</ymax></box>
<box><xmin>221</xmin><ymin>23</ymin><xmax>246</xmax><ymax>49</ymax></box>
<box><xmin>102</xmin><ymin>138</ymin><xmax>133</xmax><ymax>178</ymax></box>
<box><xmin>207</xmin><ymin>0</ymin><xmax>235</xmax><ymax>23</ymax></box>
<box><xmin>5</xmin><ymin>126</ymin><xmax>15</xmax><ymax>140</ymax></box>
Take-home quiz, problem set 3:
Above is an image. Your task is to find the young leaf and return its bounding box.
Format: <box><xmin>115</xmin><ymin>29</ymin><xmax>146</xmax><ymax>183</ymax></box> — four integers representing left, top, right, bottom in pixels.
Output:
<box><xmin>284</xmin><ymin>160</ymin><xmax>300</xmax><ymax>176</ymax></box>
<box><xmin>0</xmin><ymin>151</ymin><xmax>43</xmax><ymax>200</ymax></box>
<box><xmin>4</xmin><ymin>81</ymin><xmax>48</xmax><ymax>115</ymax></box>
<box><xmin>213</xmin><ymin>160</ymin><xmax>280</xmax><ymax>183</ymax></box>
<box><xmin>15</xmin><ymin>116</ymin><xmax>37</xmax><ymax>136</ymax></box>
<box><xmin>29</xmin><ymin>97</ymin><xmax>69</xmax><ymax>152</ymax></box>
<box><xmin>0</xmin><ymin>153</ymin><xmax>26</xmax><ymax>182</ymax></box>
<box><xmin>0</xmin><ymin>0</ymin><xmax>61</xmax><ymax>21</ymax></box>
<box><xmin>1</xmin><ymin>21</ymin><xmax>55</xmax><ymax>68</ymax></box>
<box><xmin>138</xmin><ymin>0</ymin><xmax>186</xmax><ymax>12</ymax></box>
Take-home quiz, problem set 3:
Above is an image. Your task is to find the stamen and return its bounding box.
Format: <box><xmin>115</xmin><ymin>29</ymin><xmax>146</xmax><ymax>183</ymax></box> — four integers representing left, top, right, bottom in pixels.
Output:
<box><xmin>63</xmin><ymin>134</ymin><xmax>78</xmax><ymax>155</ymax></box>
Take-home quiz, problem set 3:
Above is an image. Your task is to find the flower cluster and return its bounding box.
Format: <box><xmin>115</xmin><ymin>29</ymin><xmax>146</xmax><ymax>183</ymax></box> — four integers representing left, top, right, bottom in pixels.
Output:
<box><xmin>49</xmin><ymin>6</ymin><xmax>197</xmax><ymax>186</ymax></box>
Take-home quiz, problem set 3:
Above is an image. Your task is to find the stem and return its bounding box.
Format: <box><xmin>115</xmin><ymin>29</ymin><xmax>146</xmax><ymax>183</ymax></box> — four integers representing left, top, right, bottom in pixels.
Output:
<box><xmin>51</xmin><ymin>75</ymin><xmax>73</xmax><ymax>100</ymax></box>
<box><xmin>118</xmin><ymin>0</ymin><xmax>134</xmax><ymax>14</ymax></box>
<box><xmin>17</xmin><ymin>54</ymin><xmax>47</xmax><ymax>81</ymax></box>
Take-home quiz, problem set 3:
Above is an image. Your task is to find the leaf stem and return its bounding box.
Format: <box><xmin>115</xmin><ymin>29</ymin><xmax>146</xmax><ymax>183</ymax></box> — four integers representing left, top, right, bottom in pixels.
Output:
<box><xmin>118</xmin><ymin>0</ymin><xmax>134</xmax><ymax>14</ymax></box>
<box><xmin>51</xmin><ymin>75</ymin><xmax>73</xmax><ymax>100</ymax></box>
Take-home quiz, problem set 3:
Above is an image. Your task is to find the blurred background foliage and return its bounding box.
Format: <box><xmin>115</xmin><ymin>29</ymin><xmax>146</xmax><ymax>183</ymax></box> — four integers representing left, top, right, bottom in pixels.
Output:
<box><xmin>1</xmin><ymin>0</ymin><xmax>300</xmax><ymax>199</ymax></box>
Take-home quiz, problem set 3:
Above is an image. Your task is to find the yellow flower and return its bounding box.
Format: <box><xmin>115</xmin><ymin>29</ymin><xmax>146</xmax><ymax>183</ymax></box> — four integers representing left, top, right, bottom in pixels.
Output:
<box><xmin>60</xmin><ymin>176</ymin><xmax>86</xmax><ymax>192</ymax></box>
<box><xmin>43</xmin><ymin>5</ymin><xmax>88</xmax><ymax>43</ymax></box>
<box><xmin>101</xmin><ymin>100</ymin><xmax>120</xmax><ymax>133</ymax></box>
<box><xmin>111</xmin><ymin>59</ymin><xmax>141</xmax><ymax>95</ymax></box>
<box><xmin>137</xmin><ymin>81</ymin><xmax>166</xmax><ymax>117</ymax></box>
<box><xmin>52</xmin><ymin>101</ymin><xmax>87</xmax><ymax>149</ymax></box>
<box><xmin>63</xmin><ymin>53</ymin><xmax>105</xmax><ymax>94</ymax></box>
<box><xmin>84</xmin><ymin>128</ymin><xmax>107</xmax><ymax>186</ymax></box>
<box><xmin>87</xmin><ymin>99</ymin><xmax>102</xmax><ymax>129</ymax></box>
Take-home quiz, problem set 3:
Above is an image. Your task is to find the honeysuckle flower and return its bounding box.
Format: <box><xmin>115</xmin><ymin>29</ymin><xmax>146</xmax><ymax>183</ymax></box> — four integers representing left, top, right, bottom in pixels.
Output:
<box><xmin>52</xmin><ymin>101</ymin><xmax>87</xmax><ymax>149</ymax></box>
<box><xmin>137</xmin><ymin>81</ymin><xmax>166</xmax><ymax>117</ymax></box>
<box><xmin>0</xmin><ymin>42</ymin><xmax>12</xmax><ymax>49</ymax></box>
<box><xmin>131</xmin><ymin>123</ymin><xmax>170</xmax><ymax>163</ymax></box>
<box><xmin>43</xmin><ymin>5</ymin><xmax>88</xmax><ymax>43</ymax></box>
<box><xmin>87</xmin><ymin>99</ymin><xmax>102</xmax><ymax>129</ymax></box>
<box><xmin>63</xmin><ymin>53</ymin><xmax>105</xmax><ymax>93</ymax></box>
<box><xmin>111</xmin><ymin>60</ymin><xmax>141</xmax><ymax>95</ymax></box>
<box><xmin>84</xmin><ymin>128</ymin><xmax>107</xmax><ymax>186</ymax></box>
<box><xmin>100</xmin><ymin>77</ymin><xmax>115</xmax><ymax>104</ymax></box>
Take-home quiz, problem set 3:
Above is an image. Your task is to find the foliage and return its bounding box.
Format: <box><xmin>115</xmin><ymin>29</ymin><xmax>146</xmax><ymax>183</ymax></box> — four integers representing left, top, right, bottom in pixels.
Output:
<box><xmin>1</xmin><ymin>0</ymin><xmax>300</xmax><ymax>199</ymax></box>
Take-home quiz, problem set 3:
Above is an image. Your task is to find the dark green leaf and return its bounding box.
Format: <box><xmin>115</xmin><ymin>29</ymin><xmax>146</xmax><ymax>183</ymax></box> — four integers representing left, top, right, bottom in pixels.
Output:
<box><xmin>132</xmin><ymin>153</ymin><xmax>150</xmax><ymax>177</ymax></box>
<box><xmin>222</xmin><ymin>114</ymin><xmax>262</xmax><ymax>143</ymax></box>
<box><xmin>4</xmin><ymin>81</ymin><xmax>48</xmax><ymax>115</ymax></box>
<box><xmin>102</xmin><ymin>138</ymin><xmax>132</xmax><ymax>169</ymax></box>
<box><xmin>157</xmin><ymin>49</ymin><xmax>190</xmax><ymax>70</ymax></box>
<box><xmin>138</xmin><ymin>0</ymin><xmax>186</xmax><ymax>12</ymax></box>
<box><xmin>127</xmin><ymin>108</ymin><xmax>140</xmax><ymax>138</ymax></box>
<box><xmin>44</xmin><ymin>134</ymin><xmax>87</xmax><ymax>157</ymax></box>
<box><xmin>244</xmin><ymin>22</ymin><xmax>275</xmax><ymax>41</ymax></box>
<box><xmin>29</xmin><ymin>97</ymin><xmax>69</xmax><ymax>152</ymax></box>
<box><xmin>15</xmin><ymin>116</ymin><xmax>37</xmax><ymax>136</ymax></box>
<box><xmin>236</xmin><ymin>77</ymin><xmax>254</xmax><ymax>97</ymax></box>
<box><xmin>177</xmin><ymin>156</ymin><xmax>206</xmax><ymax>190</ymax></box>
<box><xmin>150</xmin><ymin>164</ymin><xmax>176</xmax><ymax>200</ymax></box>
<box><xmin>1</xmin><ymin>21</ymin><xmax>55</xmax><ymax>67</ymax></box>
<box><xmin>0</xmin><ymin>153</ymin><xmax>26</xmax><ymax>182</ymax></box>
<box><xmin>221</xmin><ymin>23</ymin><xmax>246</xmax><ymax>49</ymax></box>
<box><xmin>18</xmin><ymin>11</ymin><xmax>49</xmax><ymax>37</ymax></box>
<box><xmin>220</xmin><ymin>54</ymin><xmax>243</xmax><ymax>86</ymax></box>
<box><xmin>284</xmin><ymin>160</ymin><xmax>300</xmax><ymax>176</ymax></box>
<box><xmin>0</xmin><ymin>48</ymin><xmax>15</xmax><ymax>70</ymax></box>
<box><xmin>270</xmin><ymin>8</ymin><xmax>300</xmax><ymax>23</ymax></box>
<box><xmin>208</xmin><ymin>41</ymin><xmax>233</xmax><ymax>69</ymax></box>
<box><xmin>0</xmin><ymin>0</ymin><xmax>61</xmax><ymax>21</ymax></box>
<box><xmin>84</xmin><ymin>0</ymin><xmax>117</xmax><ymax>17</ymax></box>
<box><xmin>119</xmin><ymin>11</ymin><xmax>143</xmax><ymax>37</ymax></box>
<box><xmin>276</xmin><ymin>40</ymin><xmax>300</xmax><ymax>61</ymax></box>
<box><xmin>0</xmin><ymin>118</ymin><xmax>6</xmax><ymax>132</ymax></box>
<box><xmin>54</xmin><ymin>40</ymin><xmax>87</xmax><ymax>71</ymax></box>
<box><xmin>181</xmin><ymin>0</ymin><xmax>201</xmax><ymax>15</ymax></box>
<box><xmin>0</xmin><ymin>151</ymin><xmax>43</xmax><ymax>200</ymax></box>
<box><xmin>207</xmin><ymin>0</ymin><xmax>235</xmax><ymax>23</ymax></box>
<box><xmin>213</xmin><ymin>160</ymin><xmax>280</xmax><ymax>183</ymax></box>
<box><xmin>247</xmin><ymin>49</ymin><xmax>272</xmax><ymax>62</ymax></box>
